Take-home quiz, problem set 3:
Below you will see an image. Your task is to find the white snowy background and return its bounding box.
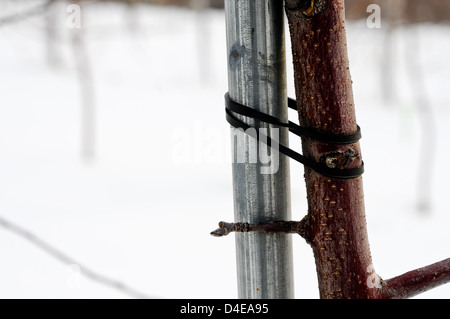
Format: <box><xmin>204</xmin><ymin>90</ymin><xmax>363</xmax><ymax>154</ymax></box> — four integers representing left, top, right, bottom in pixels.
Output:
<box><xmin>0</xmin><ymin>1</ymin><xmax>449</xmax><ymax>298</ymax></box>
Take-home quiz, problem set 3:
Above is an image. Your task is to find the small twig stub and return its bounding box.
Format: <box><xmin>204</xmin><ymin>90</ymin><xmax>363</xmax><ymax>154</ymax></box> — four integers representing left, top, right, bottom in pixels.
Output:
<box><xmin>210</xmin><ymin>220</ymin><xmax>305</xmax><ymax>237</ymax></box>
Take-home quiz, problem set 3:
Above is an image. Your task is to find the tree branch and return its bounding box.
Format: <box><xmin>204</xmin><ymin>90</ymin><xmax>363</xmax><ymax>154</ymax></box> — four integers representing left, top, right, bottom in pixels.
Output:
<box><xmin>380</xmin><ymin>258</ymin><xmax>450</xmax><ymax>299</ymax></box>
<box><xmin>0</xmin><ymin>215</ymin><xmax>154</xmax><ymax>299</ymax></box>
<box><xmin>210</xmin><ymin>220</ymin><xmax>305</xmax><ymax>237</ymax></box>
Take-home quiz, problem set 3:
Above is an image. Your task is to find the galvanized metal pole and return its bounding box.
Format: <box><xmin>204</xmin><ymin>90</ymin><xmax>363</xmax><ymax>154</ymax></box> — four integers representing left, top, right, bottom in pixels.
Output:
<box><xmin>225</xmin><ymin>0</ymin><xmax>294</xmax><ymax>298</ymax></box>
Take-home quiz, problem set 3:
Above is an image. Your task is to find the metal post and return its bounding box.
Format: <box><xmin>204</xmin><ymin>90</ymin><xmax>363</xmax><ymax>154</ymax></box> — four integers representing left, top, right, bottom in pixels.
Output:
<box><xmin>225</xmin><ymin>0</ymin><xmax>294</xmax><ymax>298</ymax></box>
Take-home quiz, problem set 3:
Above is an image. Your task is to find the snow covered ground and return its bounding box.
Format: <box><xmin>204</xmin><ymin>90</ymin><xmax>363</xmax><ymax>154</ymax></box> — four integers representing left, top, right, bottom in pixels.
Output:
<box><xmin>0</xmin><ymin>1</ymin><xmax>449</xmax><ymax>299</ymax></box>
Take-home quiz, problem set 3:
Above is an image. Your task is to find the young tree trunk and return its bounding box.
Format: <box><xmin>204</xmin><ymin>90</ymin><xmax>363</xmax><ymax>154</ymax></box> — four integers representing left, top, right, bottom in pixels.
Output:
<box><xmin>284</xmin><ymin>0</ymin><xmax>450</xmax><ymax>299</ymax></box>
<box><xmin>284</xmin><ymin>0</ymin><xmax>379</xmax><ymax>299</ymax></box>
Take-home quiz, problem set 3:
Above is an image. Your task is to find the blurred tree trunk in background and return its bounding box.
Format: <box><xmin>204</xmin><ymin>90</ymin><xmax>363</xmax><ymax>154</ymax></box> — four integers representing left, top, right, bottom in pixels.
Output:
<box><xmin>45</xmin><ymin>0</ymin><xmax>60</xmax><ymax>67</ymax></box>
<box><xmin>70</xmin><ymin>0</ymin><xmax>96</xmax><ymax>162</ymax></box>
<box><xmin>190</xmin><ymin>0</ymin><xmax>211</xmax><ymax>84</ymax></box>
<box><xmin>382</xmin><ymin>0</ymin><xmax>406</xmax><ymax>104</ymax></box>
<box><xmin>125</xmin><ymin>0</ymin><xmax>140</xmax><ymax>32</ymax></box>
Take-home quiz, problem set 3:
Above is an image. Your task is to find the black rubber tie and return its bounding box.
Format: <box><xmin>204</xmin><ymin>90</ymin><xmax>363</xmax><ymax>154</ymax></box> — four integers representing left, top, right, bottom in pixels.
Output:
<box><xmin>225</xmin><ymin>93</ymin><xmax>364</xmax><ymax>180</ymax></box>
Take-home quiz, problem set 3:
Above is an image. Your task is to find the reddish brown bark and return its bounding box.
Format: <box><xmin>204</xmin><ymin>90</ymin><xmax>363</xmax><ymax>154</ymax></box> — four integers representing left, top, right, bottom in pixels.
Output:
<box><xmin>380</xmin><ymin>258</ymin><xmax>450</xmax><ymax>299</ymax></box>
<box><xmin>285</xmin><ymin>0</ymin><xmax>378</xmax><ymax>299</ymax></box>
<box><xmin>283</xmin><ymin>0</ymin><xmax>450</xmax><ymax>299</ymax></box>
